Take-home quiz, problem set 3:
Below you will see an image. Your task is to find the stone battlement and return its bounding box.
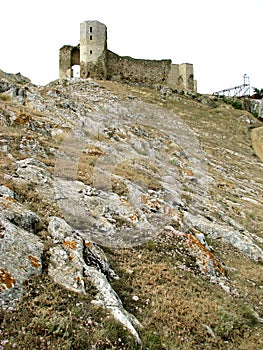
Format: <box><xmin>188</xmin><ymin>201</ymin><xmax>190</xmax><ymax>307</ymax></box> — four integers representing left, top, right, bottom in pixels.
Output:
<box><xmin>59</xmin><ymin>20</ymin><xmax>197</xmax><ymax>91</ymax></box>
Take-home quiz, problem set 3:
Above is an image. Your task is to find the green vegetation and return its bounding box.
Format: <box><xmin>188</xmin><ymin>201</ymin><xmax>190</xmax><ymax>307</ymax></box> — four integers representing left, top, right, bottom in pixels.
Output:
<box><xmin>253</xmin><ymin>87</ymin><xmax>263</xmax><ymax>98</ymax></box>
<box><xmin>252</xmin><ymin>110</ymin><xmax>259</xmax><ymax>118</ymax></box>
<box><xmin>221</xmin><ymin>96</ymin><xmax>244</xmax><ymax>110</ymax></box>
<box><xmin>0</xmin><ymin>93</ymin><xmax>12</xmax><ymax>101</ymax></box>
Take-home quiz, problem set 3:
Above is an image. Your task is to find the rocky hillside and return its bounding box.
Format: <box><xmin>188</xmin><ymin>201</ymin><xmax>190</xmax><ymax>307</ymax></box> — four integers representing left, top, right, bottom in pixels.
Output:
<box><xmin>0</xmin><ymin>69</ymin><xmax>263</xmax><ymax>349</ymax></box>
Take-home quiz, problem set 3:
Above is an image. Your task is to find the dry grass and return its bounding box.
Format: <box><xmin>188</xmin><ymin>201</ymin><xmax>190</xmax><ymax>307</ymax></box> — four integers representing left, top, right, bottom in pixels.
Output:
<box><xmin>114</xmin><ymin>158</ymin><xmax>162</xmax><ymax>192</ymax></box>
<box><xmin>0</xmin><ymin>275</ymin><xmax>138</xmax><ymax>350</ymax></box>
<box><xmin>1</xmin><ymin>240</ymin><xmax>262</xmax><ymax>349</ymax></box>
<box><xmin>11</xmin><ymin>180</ymin><xmax>63</xmax><ymax>220</ymax></box>
<box><xmin>0</xmin><ymin>153</ymin><xmax>16</xmax><ymax>185</ymax></box>
<box><xmin>70</xmin><ymin>148</ymin><xmax>162</xmax><ymax>195</ymax></box>
<box><xmin>209</xmin><ymin>240</ymin><xmax>263</xmax><ymax>313</ymax></box>
<box><xmin>107</xmin><ymin>244</ymin><xmax>263</xmax><ymax>350</ymax></box>
<box><xmin>77</xmin><ymin>151</ymin><xmax>98</xmax><ymax>186</ymax></box>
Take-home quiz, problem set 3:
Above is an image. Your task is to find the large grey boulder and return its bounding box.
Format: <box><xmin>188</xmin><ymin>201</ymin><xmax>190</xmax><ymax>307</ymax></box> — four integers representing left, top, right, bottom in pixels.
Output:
<box><xmin>48</xmin><ymin>216</ymin><xmax>141</xmax><ymax>343</ymax></box>
<box><xmin>0</xmin><ymin>187</ymin><xmax>44</xmax><ymax>309</ymax></box>
<box><xmin>184</xmin><ymin>212</ymin><xmax>263</xmax><ymax>262</ymax></box>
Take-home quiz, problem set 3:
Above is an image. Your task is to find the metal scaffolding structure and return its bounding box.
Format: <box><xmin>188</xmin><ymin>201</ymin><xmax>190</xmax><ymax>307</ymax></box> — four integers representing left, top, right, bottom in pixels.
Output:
<box><xmin>213</xmin><ymin>74</ymin><xmax>250</xmax><ymax>97</ymax></box>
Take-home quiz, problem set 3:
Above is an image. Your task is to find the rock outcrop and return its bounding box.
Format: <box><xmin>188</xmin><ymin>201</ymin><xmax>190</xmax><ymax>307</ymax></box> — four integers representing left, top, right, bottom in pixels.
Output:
<box><xmin>48</xmin><ymin>216</ymin><xmax>141</xmax><ymax>342</ymax></box>
<box><xmin>0</xmin><ymin>71</ymin><xmax>262</xmax><ymax>345</ymax></box>
<box><xmin>0</xmin><ymin>186</ymin><xmax>43</xmax><ymax>309</ymax></box>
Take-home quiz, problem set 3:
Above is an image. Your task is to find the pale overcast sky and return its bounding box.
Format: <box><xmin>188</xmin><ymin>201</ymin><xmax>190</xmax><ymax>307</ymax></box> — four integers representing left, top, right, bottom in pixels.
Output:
<box><xmin>0</xmin><ymin>0</ymin><xmax>262</xmax><ymax>94</ymax></box>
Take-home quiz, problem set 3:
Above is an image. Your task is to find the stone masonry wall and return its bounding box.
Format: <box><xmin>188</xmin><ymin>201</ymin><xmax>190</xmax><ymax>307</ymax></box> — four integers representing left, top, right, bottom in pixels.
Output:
<box><xmin>59</xmin><ymin>45</ymin><xmax>80</xmax><ymax>79</ymax></box>
<box><xmin>59</xmin><ymin>46</ymin><xmax>75</xmax><ymax>79</ymax></box>
<box><xmin>167</xmin><ymin>64</ymin><xmax>180</xmax><ymax>88</ymax></box>
<box><xmin>106</xmin><ymin>51</ymin><xmax>172</xmax><ymax>85</ymax></box>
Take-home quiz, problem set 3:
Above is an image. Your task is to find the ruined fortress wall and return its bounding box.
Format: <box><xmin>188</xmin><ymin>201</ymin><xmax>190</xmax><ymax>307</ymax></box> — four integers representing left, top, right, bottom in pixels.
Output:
<box><xmin>106</xmin><ymin>51</ymin><xmax>172</xmax><ymax>85</ymax></box>
<box><xmin>59</xmin><ymin>46</ymin><xmax>75</xmax><ymax>79</ymax></box>
<box><xmin>59</xmin><ymin>45</ymin><xmax>80</xmax><ymax>79</ymax></box>
<box><xmin>59</xmin><ymin>21</ymin><xmax>197</xmax><ymax>91</ymax></box>
<box><xmin>167</xmin><ymin>64</ymin><xmax>180</xmax><ymax>88</ymax></box>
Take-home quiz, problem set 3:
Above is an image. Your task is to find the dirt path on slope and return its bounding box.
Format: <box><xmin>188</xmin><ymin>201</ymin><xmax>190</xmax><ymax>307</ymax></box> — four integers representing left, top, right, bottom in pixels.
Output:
<box><xmin>251</xmin><ymin>126</ymin><xmax>263</xmax><ymax>162</ymax></box>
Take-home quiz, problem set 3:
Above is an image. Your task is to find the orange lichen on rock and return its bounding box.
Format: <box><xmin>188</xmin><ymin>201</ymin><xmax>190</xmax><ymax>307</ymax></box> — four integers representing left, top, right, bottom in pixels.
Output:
<box><xmin>28</xmin><ymin>255</ymin><xmax>41</xmax><ymax>268</ymax></box>
<box><xmin>74</xmin><ymin>275</ymin><xmax>84</xmax><ymax>286</ymax></box>
<box><xmin>63</xmin><ymin>240</ymin><xmax>77</xmax><ymax>250</ymax></box>
<box><xmin>84</xmin><ymin>241</ymin><xmax>92</xmax><ymax>248</ymax></box>
<box><xmin>129</xmin><ymin>212</ymin><xmax>139</xmax><ymax>222</ymax></box>
<box><xmin>0</xmin><ymin>198</ymin><xmax>17</xmax><ymax>210</ymax></box>
<box><xmin>87</xmin><ymin>145</ymin><xmax>104</xmax><ymax>156</ymax></box>
<box><xmin>182</xmin><ymin>168</ymin><xmax>194</xmax><ymax>177</ymax></box>
<box><xmin>68</xmin><ymin>253</ymin><xmax>76</xmax><ymax>261</ymax></box>
<box><xmin>0</xmin><ymin>268</ymin><xmax>16</xmax><ymax>290</ymax></box>
<box><xmin>119</xmin><ymin>198</ymin><xmax>132</xmax><ymax>206</ymax></box>
<box><xmin>141</xmin><ymin>194</ymin><xmax>160</xmax><ymax>212</ymax></box>
<box><xmin>13</xmin><ymin>113</ymin><xmax>30</xmax><ymax>125</ymax></box>
<box><xmin>1</xmin><ymin>182</ymin><xmax>14</xmax><ymax>191</ymax></box>
<box><xmin>141</xmin><ymin>194</ymin><xmax>183</xmax><ymax>225</ymax></box>
<box><xmin>186</xmin><ymin>232</ymin><xmax>226</xmax><ymax>276</ymax></box>
<box><xmin>165</xmin><ymin>207</ymin><xmax>184</xmax><ymax>225</ymax></box>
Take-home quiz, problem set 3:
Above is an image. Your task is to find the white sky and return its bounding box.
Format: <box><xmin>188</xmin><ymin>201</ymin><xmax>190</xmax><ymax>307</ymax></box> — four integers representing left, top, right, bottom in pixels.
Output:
<box><xmin>0</xmin><ymin>0</ymin><xmax>262</xmax><ymax>94</ymax></box>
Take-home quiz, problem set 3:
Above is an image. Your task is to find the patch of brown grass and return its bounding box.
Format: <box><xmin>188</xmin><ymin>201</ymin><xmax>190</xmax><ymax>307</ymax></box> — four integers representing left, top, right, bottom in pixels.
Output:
<box><xmin>0</xmin><ymin>275</ymin><xmax>138</xmax><ymax>350</ymax></box>
<box><xmin>210</xmin><ymin>240</ymin><xmax>263</xmax><ymax>314</ymax></box>
<box><xmin>106</xmin><ymin>244</ymin><xmax>263</xmax><ymax>350</ymax></box>
<box><xmin>12</xmin><ymin>180</ymin><xmax>63</xmax><ymax>220</ymax></box>
<box><xmin>0</xmin><ymin>153</ymin><xmax>16</xmax><ymax>185</ymax></box>
<box><xmin>114</xmin><ymin>158</ymin><xmax>162</xmax><ymax>192</ymax></box>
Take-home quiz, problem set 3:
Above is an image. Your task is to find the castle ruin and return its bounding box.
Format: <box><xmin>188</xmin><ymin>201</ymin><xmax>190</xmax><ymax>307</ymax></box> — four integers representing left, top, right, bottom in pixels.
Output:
<box><xmin>59</xmin><ymin>21</ymin><xmax>197</xmax><ymax>91</ymax></box>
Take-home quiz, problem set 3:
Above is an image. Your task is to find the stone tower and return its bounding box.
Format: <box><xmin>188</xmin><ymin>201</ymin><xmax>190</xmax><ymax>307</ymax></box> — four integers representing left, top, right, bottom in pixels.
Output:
<box><xmin>59</xmin><ymin>21</ymin><xmax>107</xmax><ymax>80</ymax></box>
<box><xmin>178</xmin><ymin>63</ymin><xmax>194</xmax><ymax>91</ymax></box>
<box><xmin>80</xmin><ymin>20</ymin><xmax>107</xmax><ymax>79</ymax></box>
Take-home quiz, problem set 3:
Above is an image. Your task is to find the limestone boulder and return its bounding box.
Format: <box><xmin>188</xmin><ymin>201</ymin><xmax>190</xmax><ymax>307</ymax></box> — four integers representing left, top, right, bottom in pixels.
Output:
<box><xmin>0</xmin><ymin>79</ymin><xmax>11</xmax><ymax>93</ymax></box>
<box><xmin>184</xmin><ymin>212</ymin><xmax>263</xmax><ymax>262</ymax></box>
<box><xmin>15</xmin><ymin>158</ymin><xmax>51</xmax><ymax>185</ymax></box>
<box><xmin>0</xmin><ymin>186</ymin><xmax>44</xmax><ymax>309</ymax></box>
<box><xmin>47</xmin><ymin>216</ymin><xmax>141</xmax><ymax>342</ymax></box>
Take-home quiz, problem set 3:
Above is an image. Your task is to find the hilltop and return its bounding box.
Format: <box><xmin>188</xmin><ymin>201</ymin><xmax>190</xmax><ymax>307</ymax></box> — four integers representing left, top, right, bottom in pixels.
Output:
<box><xmin>0</xmin><ymin>70</ymin><xmax>263</xmax><ymax>349</ymax></box>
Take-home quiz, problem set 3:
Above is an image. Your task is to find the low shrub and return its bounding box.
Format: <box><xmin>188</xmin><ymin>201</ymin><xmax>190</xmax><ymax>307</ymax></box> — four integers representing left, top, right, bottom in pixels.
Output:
<box><xmin>0</xmin><ymin>93</ymin><xmax>12</xmax><ymax>101</ymax></box>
